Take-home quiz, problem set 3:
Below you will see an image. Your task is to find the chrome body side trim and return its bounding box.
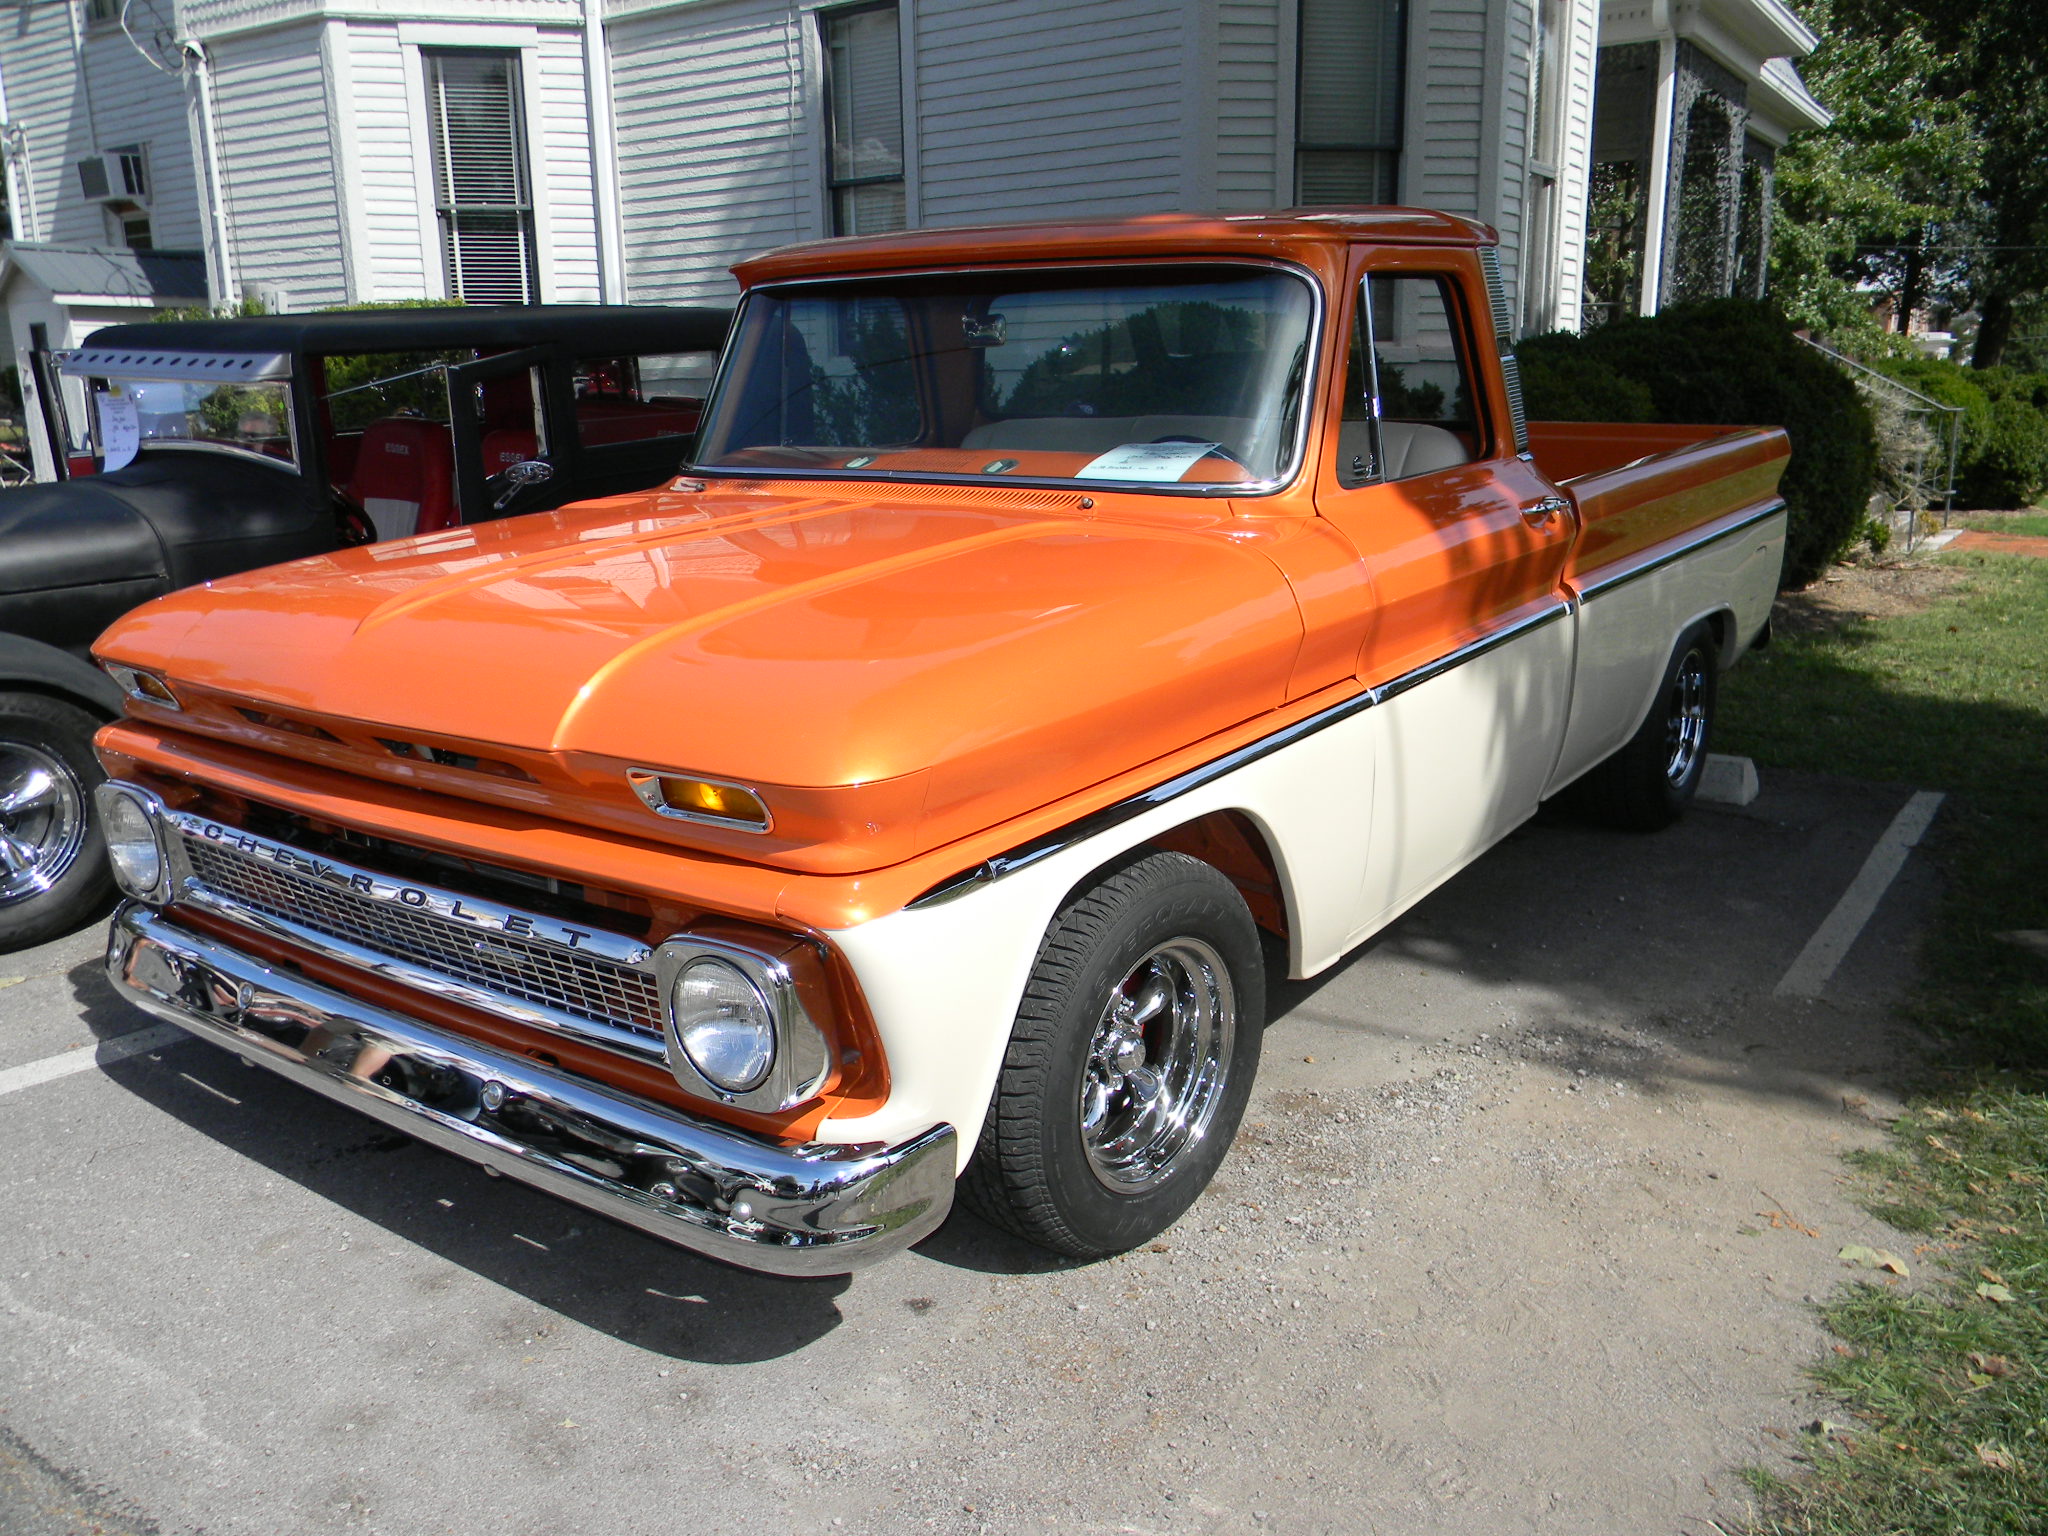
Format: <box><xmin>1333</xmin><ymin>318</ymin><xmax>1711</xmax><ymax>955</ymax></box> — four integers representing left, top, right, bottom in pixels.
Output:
<box><xmin>908</xmin><ymin>599</ymin><xmax>1575</xmax><ymax>907</ymax></box>
<box><xmin>1575</xmin><ymin>500</ymin><xmax>1786</xmax><ymax>602</ymax></box>
<box><xmin>105</xmin><ymin>903</ymin><xmax>956</xmax><ymax>1277</ymax></box>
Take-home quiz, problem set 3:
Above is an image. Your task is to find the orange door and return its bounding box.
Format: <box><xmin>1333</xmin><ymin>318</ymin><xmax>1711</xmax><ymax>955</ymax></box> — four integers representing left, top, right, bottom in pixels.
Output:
<box><xmin>1313</xmin><ymin>266</ymin><xmax>1578</xmax><ymax>919</ymax></box>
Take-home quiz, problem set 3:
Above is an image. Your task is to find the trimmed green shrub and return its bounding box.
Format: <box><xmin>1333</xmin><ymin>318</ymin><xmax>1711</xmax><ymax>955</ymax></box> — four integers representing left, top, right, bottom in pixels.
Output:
<box><xmin>1522</xmin><ymin>300</ymin><xmax>1877</xmax><ymax>587</ymax></box>
<box><xmin>1872</xmin><ymin>356</ymin><xmax>2048</xmax><ymax>509</ymax></box>
<box><xmin>1516</xmin><ymin>348</ymin><xmax>1654</xmax><ymax>423</ymax></box>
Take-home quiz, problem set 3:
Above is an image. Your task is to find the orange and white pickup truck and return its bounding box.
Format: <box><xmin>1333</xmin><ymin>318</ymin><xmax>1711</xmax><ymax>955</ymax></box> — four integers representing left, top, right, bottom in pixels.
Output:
<box><xmin>92</xmin><ymin>211</ymin><xmax>1787</xmax><ymax>1276</ymax></box>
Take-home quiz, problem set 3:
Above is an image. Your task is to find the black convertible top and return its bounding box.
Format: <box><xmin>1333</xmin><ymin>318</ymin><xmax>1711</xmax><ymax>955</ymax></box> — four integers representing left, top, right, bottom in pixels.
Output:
<box><xmin>79</xmin><ymin>304</ymin><xmax>732</xmax><ymax>359</ymax></box>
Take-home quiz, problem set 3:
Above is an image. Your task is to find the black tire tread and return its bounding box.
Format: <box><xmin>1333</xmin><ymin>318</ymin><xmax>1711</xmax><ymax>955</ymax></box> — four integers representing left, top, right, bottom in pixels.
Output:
<box><xmin>1562</xmin><ymin>624</ymin><xmax>1718</xmax><ymax>832</ymax></box>
<box><xmin>0</xmin><ymin>690</ymin><xmax>114</xmax><ymax>950</ymax></box>
<box><xmin>958</xmin><ymin>851</ymin><xmax>1259</xmax><ymax>1258</ymax></box>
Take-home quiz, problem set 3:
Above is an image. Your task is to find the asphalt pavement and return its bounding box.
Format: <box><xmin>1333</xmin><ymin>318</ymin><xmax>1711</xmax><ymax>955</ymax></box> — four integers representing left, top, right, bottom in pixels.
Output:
<box><xmin>0</xmin><ymin>768</ymin><xmax>1938</xmax><ymax>1536</ymax></box>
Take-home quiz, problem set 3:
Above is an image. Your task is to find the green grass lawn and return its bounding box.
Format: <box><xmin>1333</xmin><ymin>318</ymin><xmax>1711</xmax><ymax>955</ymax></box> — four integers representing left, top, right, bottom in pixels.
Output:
<box><xmin>1717</xmin><ymin>552</ymin><xmax>2048</xmax><ymax>1533</ymax></box>
<box><xmin>1955</xmin><ymin>512</ymin><xmax>2048</xmax><ymax>539</ymax></box>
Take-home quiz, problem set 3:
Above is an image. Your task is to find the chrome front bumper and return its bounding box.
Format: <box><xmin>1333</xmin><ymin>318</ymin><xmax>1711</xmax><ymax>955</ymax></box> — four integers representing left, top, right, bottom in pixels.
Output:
<box><xmin>105</xmin><ymin>903</ymin><xmax>955</xmax><ymax>1277</ymax></box>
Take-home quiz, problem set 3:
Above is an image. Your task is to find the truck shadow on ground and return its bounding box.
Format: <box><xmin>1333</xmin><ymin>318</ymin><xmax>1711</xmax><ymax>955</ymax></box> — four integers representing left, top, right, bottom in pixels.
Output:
<box><xmin>65</xmin><ymin>958</ymin><xmax>856</xmax><ymax>1364</ymax></box>
<box><xmin>65</xmin><ymin>759</ymin><xmax>1939</xmax><ymax>1317</ymax></box>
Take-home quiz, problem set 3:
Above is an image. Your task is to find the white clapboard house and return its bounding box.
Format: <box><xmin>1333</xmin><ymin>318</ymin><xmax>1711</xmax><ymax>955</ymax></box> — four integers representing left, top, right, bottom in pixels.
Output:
<box><xmin>0</xmin><ymin>0</ymin><xmax>1826</xmax><ymax>473</ymax></box>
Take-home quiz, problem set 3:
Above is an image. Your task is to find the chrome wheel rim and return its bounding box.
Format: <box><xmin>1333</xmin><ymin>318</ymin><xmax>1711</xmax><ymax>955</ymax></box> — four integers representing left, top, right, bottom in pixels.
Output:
<box><xmin>1663</xmin><ymin>648</ymin><xmax>1710</xmax><ymax>786</ymax></box>
<box><xmin>1080</xmin><ymin>937</ymin><xmax>1235</xmax><ymax>1194</ymax></box>
<box><xmin>0</xmin><ymin>742</ymin><xmax>87</xmax><ymax>904</ymax></box>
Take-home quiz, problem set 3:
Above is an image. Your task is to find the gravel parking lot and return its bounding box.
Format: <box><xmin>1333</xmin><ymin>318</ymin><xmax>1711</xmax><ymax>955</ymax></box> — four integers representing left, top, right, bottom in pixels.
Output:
<box><xmin>0</xmin><ymin>768</ymin><xmax>1935</xmax><ymax>1536</ymax></box>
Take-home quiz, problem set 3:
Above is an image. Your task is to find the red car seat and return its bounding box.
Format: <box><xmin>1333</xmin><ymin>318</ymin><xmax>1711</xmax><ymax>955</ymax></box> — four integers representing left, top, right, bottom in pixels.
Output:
<box><xmin>347</xmin><ymin>418</ymin><xmax>456</xmax><ymax>540</ymax></box>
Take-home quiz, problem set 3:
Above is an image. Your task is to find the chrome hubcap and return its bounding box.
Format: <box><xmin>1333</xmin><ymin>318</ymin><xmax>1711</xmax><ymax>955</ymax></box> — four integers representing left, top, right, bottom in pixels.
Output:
<box><xmin>0</xmin><ymin>743</ymin><xmax>86</xmax><ymax>904</ymax></box>
<box><xmin>1663</xmin><ymin>649</ymin><xmax>1709</xmax><ymax>786</ymax></box>
<box><xmin>1080</xmin><ymin>937</ymin><xmax>1235</xmax><ymax>1194</ymax></box>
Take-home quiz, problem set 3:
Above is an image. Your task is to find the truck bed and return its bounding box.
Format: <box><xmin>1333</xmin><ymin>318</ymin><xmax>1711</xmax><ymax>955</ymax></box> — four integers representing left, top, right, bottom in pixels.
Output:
<box><xmin>1526</xmin><ymin>421</ymin><xmax>1790</xmax><ymax>595</ymax></box>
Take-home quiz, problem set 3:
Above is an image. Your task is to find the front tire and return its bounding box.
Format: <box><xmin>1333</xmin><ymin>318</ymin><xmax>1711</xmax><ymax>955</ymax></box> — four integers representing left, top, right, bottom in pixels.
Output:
<box><xmin>0</xmin><ymin>692</ymin><xmax>114</xmax><ymax>950</ymax></box>
<box><xmin>960</xmin><ymin>852</ymin><xmax>1265</xmax><ymax>1260</ymax></box>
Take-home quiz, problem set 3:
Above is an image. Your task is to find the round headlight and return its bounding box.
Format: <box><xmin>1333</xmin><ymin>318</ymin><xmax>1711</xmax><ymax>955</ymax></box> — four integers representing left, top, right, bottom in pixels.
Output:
<box><xmin>101</xmin><ymin>790</ymin><xmax>163</xmax><ymax>898</ymax></box>
<box><xmin>670</xmin><ymin>957</ymin><xmax>776</xmax><ymax>1094</ymax></box>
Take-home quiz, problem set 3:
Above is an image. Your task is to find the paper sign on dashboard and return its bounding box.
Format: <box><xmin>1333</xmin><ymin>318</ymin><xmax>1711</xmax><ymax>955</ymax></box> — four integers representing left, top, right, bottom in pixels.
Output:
<box><xmin>1074</xmin><ymin>441</ymin><xmax>1220</xmax><ymax>482</ymax></box>
<box><xmin>97</xmin><ymin>387</ymin><xmax>140</xmax><ymax>473</ymax></box>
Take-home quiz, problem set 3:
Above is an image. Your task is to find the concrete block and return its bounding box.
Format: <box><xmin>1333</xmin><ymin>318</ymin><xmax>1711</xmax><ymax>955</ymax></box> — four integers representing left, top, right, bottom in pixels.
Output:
<box><xmin>1698</xmin><ymin>753</ymin><xmax>1759</xmax><ymax>806</ymax></box>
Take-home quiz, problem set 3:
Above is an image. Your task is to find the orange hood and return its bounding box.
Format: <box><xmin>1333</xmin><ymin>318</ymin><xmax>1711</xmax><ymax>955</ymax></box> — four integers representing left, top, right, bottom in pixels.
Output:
<box><xmin>97</xmin><ymin>481</ymin><xmax>1306</xmax><ymax>870</ymax></box>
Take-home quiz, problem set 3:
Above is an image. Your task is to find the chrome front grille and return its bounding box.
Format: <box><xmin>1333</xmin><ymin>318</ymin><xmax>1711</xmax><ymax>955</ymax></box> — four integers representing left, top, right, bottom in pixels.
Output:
<box><xmin>174</xmin><ymin>825</ymin><xmax>664</xmax><ymax>1047</ymax></box>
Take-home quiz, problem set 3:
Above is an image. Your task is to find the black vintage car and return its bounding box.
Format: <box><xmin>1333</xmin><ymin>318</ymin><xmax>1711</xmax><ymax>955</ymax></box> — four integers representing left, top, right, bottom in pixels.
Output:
<box><xmin>0</xmin><ymin>303</ymin><xmax>731</xmax><ymax>949</ymax></box>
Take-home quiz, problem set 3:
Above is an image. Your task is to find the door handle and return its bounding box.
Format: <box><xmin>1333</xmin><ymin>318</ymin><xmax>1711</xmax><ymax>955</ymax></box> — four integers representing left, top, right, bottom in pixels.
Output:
<box><xmin>1521</xmin><ymin>495</ymin><xmax>1571</xmax><ymax>524</ymax></box>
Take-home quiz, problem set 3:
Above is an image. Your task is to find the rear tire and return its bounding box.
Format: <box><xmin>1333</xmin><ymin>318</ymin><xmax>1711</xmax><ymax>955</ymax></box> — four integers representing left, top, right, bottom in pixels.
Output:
<box><xmin>0</xmin><ymin>692</ymin><xmax>114</xmax><ymax>950</ymax></box>
<box><xmin>1565</xmin><ymin>624</ymin><xmax>1718</xmax><ymax>831</ymax></box>
<box><xmin>960</xmin><ymin>852</ymin><xmax>1265</xmax><ymax>1260</ymax></box>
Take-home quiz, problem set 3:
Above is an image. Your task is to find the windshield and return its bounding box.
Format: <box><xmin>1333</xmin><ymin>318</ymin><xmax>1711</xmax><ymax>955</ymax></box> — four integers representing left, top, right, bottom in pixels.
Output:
<box><xmin>69</xmin><ymin>375</ymin><xmax>296</xmax><ymax>469</ymax></box>
<box><xmin>693</xmin><ymin>264</ymin><xmax>1317</xmax><ymax>491</ymax></box>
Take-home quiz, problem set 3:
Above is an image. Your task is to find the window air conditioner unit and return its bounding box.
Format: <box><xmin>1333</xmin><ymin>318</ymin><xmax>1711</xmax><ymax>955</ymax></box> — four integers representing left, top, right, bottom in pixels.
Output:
<box><xmin>76</xmin><ymin>148</ymin><xmax>148</xmax><ymax>205</ymax></box>
<box><xmin>76</xmin><ymin>155</ymin><xmax>112</xmax><ymax>201</ymax></box>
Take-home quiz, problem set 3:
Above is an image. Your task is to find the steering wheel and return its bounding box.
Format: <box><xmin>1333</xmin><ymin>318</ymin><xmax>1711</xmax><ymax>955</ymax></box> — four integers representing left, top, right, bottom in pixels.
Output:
<box><xmin>333</xmin><ymin>495</ymin><xmax>377</xmax><ymax>547</ymax></box>
<box><xmin>1148</xmin><ymin>435</ymin><xmax>1249</xmax><ymax>470</ymax></box>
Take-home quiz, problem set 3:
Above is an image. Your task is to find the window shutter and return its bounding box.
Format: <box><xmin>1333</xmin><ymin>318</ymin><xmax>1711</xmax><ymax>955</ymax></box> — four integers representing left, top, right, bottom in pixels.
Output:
<box><xmin>425</xmin><ymin>52</ymin><xmax>539</xmax><ymax>305</ymax></box>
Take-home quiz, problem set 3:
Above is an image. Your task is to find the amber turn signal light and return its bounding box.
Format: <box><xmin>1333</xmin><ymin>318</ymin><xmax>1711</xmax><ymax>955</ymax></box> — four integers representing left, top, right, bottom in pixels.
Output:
<box><xmin>626</xmin><ymin>769</ymin><xmax>772</xmax><ymax>831</ymax></box>
<box><xmin>102</xmin><ymin>663</ymin><xmax>182</xmax><ymax>711</ymax></box>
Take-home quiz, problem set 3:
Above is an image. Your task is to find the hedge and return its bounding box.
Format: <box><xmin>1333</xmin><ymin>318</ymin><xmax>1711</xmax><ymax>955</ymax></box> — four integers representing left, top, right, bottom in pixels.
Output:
<box><xmin>1520</xmin><ymin>299</ymin><xmax>1877</xmax><ymax>588</ymax></box>
<box><xmin>1869</xmin><ymin>356</ymin><xmax>2048</xmax><ymax>510</ymax></box>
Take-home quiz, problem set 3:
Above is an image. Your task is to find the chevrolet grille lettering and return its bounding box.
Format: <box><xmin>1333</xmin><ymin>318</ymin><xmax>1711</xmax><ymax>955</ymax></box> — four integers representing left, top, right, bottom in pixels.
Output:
<box><xmin>168</xmin><ymin>812</ymin><xmax>650</xmax><ymax>964</ymax></box>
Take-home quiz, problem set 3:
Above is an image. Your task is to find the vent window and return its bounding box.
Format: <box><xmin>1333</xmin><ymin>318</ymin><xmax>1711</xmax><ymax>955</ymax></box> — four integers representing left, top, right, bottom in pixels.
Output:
<box><xmin>424</xmin><ymin>50</ymin><xmax>540</xmax><ymax>305</ymax></box>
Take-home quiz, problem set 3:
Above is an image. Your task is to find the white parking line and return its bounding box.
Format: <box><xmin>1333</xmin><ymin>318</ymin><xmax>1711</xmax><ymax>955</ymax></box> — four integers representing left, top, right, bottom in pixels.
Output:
<box><xmin>1775</xmin><ymin>790</ymin><xmax>1946</xmax><ymax>998</ymax></box>
<box><xmin>0</xmin><ymin>1023</ymin><xmax>190</xmax><ymax>1099</ymax></box>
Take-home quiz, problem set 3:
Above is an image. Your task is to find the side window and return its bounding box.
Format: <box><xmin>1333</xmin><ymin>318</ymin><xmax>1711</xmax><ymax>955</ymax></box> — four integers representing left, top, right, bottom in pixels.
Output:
<box><xmin>1336</xmin><ymin>272</ymin><xmax>1481</xmax><ymax>487</ymax></box>
<box><xmin>572</xmin><ymin>352</ymin><xmax>715</xmax><ymax>450</ymax></box>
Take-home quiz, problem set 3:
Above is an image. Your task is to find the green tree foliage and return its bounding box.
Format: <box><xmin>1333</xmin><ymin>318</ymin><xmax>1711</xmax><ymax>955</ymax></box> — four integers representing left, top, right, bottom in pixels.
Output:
<box><xmin>997</xmin><ymin>302</ymin><xmax>1265</xmax><ymax>419</ymax></box>
<box><xmin>1830</xmin><ymin>0</ymin><xmax>2048</xmax><ymax>367</ymax></box>
<box><xmin>810</xmin><ymin>308</ymin><xmax>921</xmax><ymax>446</ymax></box>
<box><xmin>1521</xmin><ymin>300</ymin><xmax>1877</xmax><ymax>585</ymax></box>
<box><xmin>1771</xmin><ymin>0</ymin><xmax>1984</xmax><ymax>340</ymax></box>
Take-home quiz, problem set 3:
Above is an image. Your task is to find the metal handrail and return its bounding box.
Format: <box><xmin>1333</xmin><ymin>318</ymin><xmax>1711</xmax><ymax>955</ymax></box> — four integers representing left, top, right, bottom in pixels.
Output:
<box><xmin>1797</xmin><ymin>332</ymin><xmax>1964</xmax><ymax>537</ymax></box>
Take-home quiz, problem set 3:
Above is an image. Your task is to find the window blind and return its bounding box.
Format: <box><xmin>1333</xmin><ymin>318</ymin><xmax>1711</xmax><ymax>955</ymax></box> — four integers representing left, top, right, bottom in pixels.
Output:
<box><xmin>1296</xmin><ymin>0</ymin><xmax>1407</xmax><ymax>204</ymax></box>
<box><xmin>425</xmin><ymin>51</ymin><xmax>540</xmax><ymax>305</ymax></box>
<box><xmin>824</xmin><ymin>5</ymin><xmax>906</xmax><ymax>237</ymax></box>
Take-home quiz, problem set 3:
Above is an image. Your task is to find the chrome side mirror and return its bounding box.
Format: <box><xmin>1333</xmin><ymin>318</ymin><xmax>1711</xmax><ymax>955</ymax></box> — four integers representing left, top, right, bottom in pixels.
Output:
<box><xmin>489</xmin><ymin>458</ymin><xmax>554</xmax><ymax>510</ymax></box>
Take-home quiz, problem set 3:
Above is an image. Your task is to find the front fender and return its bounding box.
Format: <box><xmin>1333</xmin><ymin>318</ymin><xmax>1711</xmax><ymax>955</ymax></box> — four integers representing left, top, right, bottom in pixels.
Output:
<box><xmin>816</xmin><ymin>700</ymin><xmax>1381</xmax><ymax>1165</ymax></box>
<box><xmin>0</xmin><ymin>631</ymin><xmax>123</xmax><ymax>715</ymax></box>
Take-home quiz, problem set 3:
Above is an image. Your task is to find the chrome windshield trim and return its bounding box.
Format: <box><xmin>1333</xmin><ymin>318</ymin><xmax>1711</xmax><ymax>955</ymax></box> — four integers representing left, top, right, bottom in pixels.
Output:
<box><xmin>156</xmin><ymin>808</ymin><xmax>665</xmax><ymax>1063</ymax></box>
<box><xmin>908</xmin><ymin>598</ymin><xmax>1574</xmax><ymax>908</ymax></box>
<box><xmin>693</xmin><ymin>257</ymin><xmax>1327</xmax><ymax>500</ymax></box>
<box><xmin>1577</xmin><ymin>500</ymin><xmax>1787</xmax><ymax>602</ymax></box>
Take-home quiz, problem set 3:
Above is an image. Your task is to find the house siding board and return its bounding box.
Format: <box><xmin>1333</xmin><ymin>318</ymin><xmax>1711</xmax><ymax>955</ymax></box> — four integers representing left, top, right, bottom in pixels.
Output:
<box><xmin>1550</xmin><ymin>0</ymin><xmax>1598</xmax><ymax>331</ymax></box>
<box><xmin>1216</xmin><ymin>0</ymin><xmax>1281</xmax><ymax>208</ymax></box>
<box><xmin>211</xmin><ymin>24</ymin><xmax>346</xmax><ymax>308</ymax></box>
<box><xmin>1495</xmin><ymin>0</ymin><xmax>1534</xmax><ymax>316</ymax></box>
<box><xmin>342</xmin><ymin>21</ymin><xmax>431</xmax><ymax>299</ymax></box>
<box><xmin>3</xmin><ymin>5</ymin><xmax>94</xmax><ymax>246</ymax></box>
<box><xmin>535</xmin><ymin>29</ymin><xmax>602</xmax><ymax>301</ymax></box>
<box><xmin>0</xmin><ymin>10</ymin><xmax>200</xmax><ymax>252</ymax></box>
<box><xmin>1414</xmin><ymin>0</ymin><xmax>1487</xmax><ymax>210</ymax></box>
<box><xmin>606</xmin><ymin>0</ymin><xmax>808</xmax><ymax>306</ymax></box>
<box><xmin>914</xmin><ymin>0</ymin><xmax>1188</xmax><ymax>226</ymax></box>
